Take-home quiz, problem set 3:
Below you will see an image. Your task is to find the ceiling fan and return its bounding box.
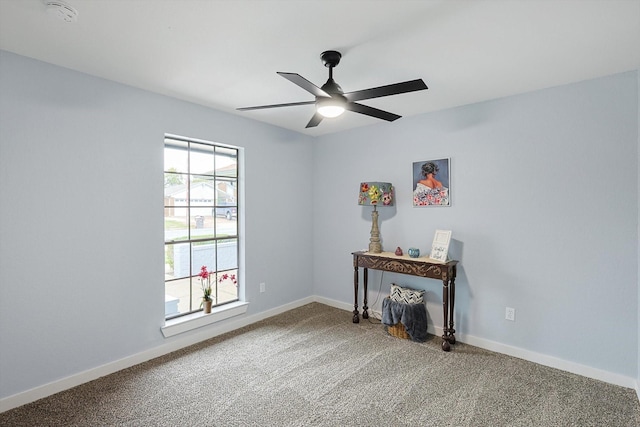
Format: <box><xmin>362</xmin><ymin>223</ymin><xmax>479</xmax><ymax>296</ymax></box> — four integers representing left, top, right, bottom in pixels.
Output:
<box><xmin>237</xmin><ymin>50</ymin><xmax>428</xmax><ymax>128</ymax></box>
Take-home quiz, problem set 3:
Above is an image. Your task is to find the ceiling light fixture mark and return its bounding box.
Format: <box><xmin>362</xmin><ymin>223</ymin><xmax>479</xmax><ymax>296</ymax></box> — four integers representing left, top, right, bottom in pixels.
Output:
<box><xmin>44</xmin><ymin>0</ymin><xmax>78</xmax><ymax>23</ymax></box>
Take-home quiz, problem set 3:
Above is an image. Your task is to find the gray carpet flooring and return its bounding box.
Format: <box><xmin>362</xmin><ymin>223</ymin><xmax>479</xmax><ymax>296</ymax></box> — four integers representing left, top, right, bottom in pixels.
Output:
<box><xmin>1</xmin><ymin>302</ymin><xmax>639</xmax><ymax>426</ymax></box>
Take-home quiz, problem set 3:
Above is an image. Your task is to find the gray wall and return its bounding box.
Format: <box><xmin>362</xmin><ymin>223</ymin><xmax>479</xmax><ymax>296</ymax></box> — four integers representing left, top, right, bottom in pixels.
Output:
<box><xmin>0</xmin><ymin>51</ymin><xmax>314</xmax><ymax>400</ymax></box>
<box><xmin>313</xmin><ymin>71</ymin><xmax>639</xmax><ymax>379</ymax></box>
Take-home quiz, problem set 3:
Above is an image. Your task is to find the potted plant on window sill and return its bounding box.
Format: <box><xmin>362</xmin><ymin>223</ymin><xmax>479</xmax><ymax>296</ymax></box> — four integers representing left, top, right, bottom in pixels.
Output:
<box><xmin>199</xmin><ymin>265</ymin><xmax>213</xmax><ymax>314</ymax></box>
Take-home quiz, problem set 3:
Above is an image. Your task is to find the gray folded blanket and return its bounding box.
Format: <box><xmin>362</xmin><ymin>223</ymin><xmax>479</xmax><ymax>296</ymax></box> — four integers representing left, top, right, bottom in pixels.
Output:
<box><xmin>382</xmin><ymin>297</ymin><xmax>428</xmax><ymax>342</ymax></box>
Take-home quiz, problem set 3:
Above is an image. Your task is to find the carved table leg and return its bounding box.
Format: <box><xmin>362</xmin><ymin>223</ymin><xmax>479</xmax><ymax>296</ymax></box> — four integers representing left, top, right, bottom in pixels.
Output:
<box><xmin>353</xmin><ymin>265</ymin><xmax>360</xmax><ymax>323</ymax></box>
<box><xmin>442</xmin><ymin>279</ymin><xmax>450</xmax><ymax>351</ymax></box>
<box><xmin>362</xmin><ymin>268</ymin><xmax>369</xmax><ymax>319</ymax></box>
<box><xmin>448</xmin><ymin>272</ymin><xmax>456</xmax><ymax>345</ymax></box>
<box><xmin>441</xmin><ymin>267</ymin><xmax>458</xmax><ymax>350</ymax></box>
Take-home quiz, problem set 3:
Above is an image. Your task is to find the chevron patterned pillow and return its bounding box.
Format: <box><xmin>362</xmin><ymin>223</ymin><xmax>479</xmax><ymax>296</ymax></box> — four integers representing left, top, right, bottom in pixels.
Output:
<box><xmin>390</xmin><ymin>284</ymin><xmax>425</xmax><ymax>304</ymax></box>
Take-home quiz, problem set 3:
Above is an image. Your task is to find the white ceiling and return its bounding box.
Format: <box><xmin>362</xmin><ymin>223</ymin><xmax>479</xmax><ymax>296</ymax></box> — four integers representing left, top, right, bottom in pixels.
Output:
<box><xmin>1</xmin><ymin>0</ymin><xmax>639</xmax><ymax>136</ymax></box>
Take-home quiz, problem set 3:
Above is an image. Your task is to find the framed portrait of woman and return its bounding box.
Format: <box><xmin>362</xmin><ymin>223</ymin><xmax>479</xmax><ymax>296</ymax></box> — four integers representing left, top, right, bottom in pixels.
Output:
<box><xmin>412</xmin><ymin>158</ymin><xmax>450</xmax><ymax>207</ymax></box>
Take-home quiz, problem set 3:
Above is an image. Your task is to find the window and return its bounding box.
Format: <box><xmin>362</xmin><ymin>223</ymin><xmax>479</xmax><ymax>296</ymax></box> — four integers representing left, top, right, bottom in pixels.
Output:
<box><xmin>164</xmin><ymin>136</ymin><xmax>239</xmax><ymax>319</ymax></box>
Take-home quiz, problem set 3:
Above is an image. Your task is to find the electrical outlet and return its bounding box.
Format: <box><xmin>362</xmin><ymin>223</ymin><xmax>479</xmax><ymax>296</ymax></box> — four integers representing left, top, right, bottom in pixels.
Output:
<box><xmin>259</xmin><ymin>282</ymin><xmax>266</xmax><ymax>293</ymax></box>
<box><xmin>505</xmin><ymin>307</ymin><xmax>515</xmax><ymax>321</ymax></box>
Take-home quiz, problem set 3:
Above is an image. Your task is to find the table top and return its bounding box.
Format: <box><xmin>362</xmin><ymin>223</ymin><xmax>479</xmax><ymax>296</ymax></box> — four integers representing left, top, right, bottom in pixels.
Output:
<box><xmin>352</xmin><ymin>251</ymin><xmax>457</xmax><ymax>265</ymax></box>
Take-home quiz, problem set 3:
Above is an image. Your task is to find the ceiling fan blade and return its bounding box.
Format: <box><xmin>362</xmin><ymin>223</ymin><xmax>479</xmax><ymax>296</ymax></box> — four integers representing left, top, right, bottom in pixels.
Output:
<box><xmin>346</xmin><ymin>102</ymin><xmax>401</xmax><ymax>122</ymax></box>
<box><xmin>277</xmin><ymin>72</ymin><xmax>330</xmax><ymax>98</ymax></box>
<box><xmin>237</xmin><ymin>100</ymin><xmax>315</xmax><ymax>111</ymax></box>
<box><xmin>344</xmin><ymin>79</ymin><xmax>427</xmax><ymax>102</ymax></box>
<box><xmin>305</xmin><ymin>112</ymin><xmax>324</xmax><ymax>128</ymax></box>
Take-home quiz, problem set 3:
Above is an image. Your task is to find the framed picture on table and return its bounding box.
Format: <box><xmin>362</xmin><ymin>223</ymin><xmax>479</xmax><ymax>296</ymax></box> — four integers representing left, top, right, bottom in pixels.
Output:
<box><xmin>429</xmin><ymin>230</ymin><xmax>452</xmax><ymax>263</ymax></box>
<box><xmin>412</xmin><ymin>158</ymin><xmax>450</xmax><ymax>207</ymax></box>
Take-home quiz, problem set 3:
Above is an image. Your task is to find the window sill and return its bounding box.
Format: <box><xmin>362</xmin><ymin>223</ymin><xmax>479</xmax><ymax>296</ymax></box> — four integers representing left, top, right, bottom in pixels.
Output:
<box><xmin>161</xmin><ymin>301</ymin><xmax>249</xmax><ymax>338</ymax></box>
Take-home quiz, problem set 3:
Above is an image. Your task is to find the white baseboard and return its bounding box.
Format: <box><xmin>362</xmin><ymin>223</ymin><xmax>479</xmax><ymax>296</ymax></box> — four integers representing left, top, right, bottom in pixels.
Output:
<box><xmin>457</xmin><ymin>332</ymin><xmax>637</xmax><ymax>390</ymax></box>
<box><xmin>1</xmin><ymin>295</ymin><xmax>637</xmax><ymax>412</ymax></box>
<box><xmin>313</xmin><ymin>295</ymin><xmax>352</xmax><ymax>312</ymax></box>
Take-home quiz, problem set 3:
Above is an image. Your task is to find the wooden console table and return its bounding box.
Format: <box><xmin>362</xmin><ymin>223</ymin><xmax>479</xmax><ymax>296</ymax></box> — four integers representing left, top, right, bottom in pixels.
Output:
<box><xmin>352</xmin><ymin>251</ymin><xmax>459</xmax><ymax>351</ymax></box>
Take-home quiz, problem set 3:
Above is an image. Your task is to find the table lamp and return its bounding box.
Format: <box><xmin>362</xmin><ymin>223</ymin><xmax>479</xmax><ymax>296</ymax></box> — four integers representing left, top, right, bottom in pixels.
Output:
<box><xmin>358</xmin><ymin>182</ymin><xmax>394</xmax><ymax>253</ymax></box>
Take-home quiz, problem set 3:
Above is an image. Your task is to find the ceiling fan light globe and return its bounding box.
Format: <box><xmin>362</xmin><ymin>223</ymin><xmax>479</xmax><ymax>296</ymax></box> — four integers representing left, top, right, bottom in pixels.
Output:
<box><xmin>316</xmin><ymin>97</ymin><xmax>346</xmax><ymax>118</ymax></box>
<box><xmin>317</xmin><ymin>105</ymin><xmax>345</xmax><ymax>118</ymax></box>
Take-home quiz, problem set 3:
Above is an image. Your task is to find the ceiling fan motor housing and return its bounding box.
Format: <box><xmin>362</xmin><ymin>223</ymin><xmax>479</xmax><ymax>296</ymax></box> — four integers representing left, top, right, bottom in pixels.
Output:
<box><xmin>321</xmin><ymin>79</ymin><xmax>343</xmax><ymax>96</ymax></box>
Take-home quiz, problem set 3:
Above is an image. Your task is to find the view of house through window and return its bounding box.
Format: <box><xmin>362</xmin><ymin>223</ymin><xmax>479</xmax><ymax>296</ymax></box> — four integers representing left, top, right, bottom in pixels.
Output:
<box><xmin>164</xmin><ymin>136</ymin><xmax>239</xmax><ymax>319</ymax></box>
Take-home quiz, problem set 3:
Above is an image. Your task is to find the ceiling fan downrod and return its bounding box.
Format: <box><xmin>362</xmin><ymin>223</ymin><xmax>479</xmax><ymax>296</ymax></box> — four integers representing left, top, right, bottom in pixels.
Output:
<box><xmin>320</xmin><ymin>51</ymin><xmax>343</xmax><ymax>96</ymax></box>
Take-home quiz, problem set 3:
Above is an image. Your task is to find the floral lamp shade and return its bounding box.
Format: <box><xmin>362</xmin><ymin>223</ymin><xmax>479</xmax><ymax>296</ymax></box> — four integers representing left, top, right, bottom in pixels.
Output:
<box><xmin>358</xmin><ymin>182</ymin><xmax>394</xmax><ymax>207</ymax></box>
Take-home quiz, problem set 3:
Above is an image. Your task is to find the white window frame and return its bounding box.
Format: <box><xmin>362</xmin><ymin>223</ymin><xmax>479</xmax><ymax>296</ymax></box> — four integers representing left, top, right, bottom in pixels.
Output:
<box><xmin>163</xmin><ymin>135</ymin><xmax>245</xmax><ymax>330</ymax></box>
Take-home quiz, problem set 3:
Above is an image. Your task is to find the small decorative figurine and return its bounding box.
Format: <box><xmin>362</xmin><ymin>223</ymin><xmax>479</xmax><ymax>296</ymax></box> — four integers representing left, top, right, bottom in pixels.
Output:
<box><xmin>408</xmin><ymin>248</ymin><xmax>420</xmax><ymax>258</ymax></box>
<box><xmin>395</xmin><ymin>247</ymin><xmax>403</xmax><ymax>256</ymax></box>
